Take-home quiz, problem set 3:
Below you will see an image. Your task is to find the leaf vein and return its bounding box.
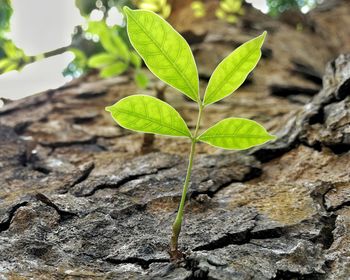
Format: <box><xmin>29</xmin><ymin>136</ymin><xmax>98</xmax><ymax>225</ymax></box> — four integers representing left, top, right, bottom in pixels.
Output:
<box><xmin>128</xmin><ymin>11</ymin><xmax>197</xmax><ymax>100</ymax></box>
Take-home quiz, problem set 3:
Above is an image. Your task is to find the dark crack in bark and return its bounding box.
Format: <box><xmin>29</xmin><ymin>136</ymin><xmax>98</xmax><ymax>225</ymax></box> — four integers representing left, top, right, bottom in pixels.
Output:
<box><xmin>0</xmin><ymin>202</ymin><xmax>28</xmax><ymax>232</ymax></box>
<box><xmin>35</xmin><ymin>193</ymin><xmax>77</xmax><ymax>222</ymax></box>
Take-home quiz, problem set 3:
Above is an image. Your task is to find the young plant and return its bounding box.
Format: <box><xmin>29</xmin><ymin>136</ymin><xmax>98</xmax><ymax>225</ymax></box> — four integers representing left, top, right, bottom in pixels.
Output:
<box><xmin>106</xmin><ymin>7</ymin><xmax>276</xmax><ymax>258</ymax></box>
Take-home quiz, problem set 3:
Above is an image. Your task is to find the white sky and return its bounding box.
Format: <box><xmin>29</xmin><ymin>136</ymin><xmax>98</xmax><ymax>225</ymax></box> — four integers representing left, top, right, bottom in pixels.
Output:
<box><xmin>246</xmin><ymin>0</ymin><xmax>269</xmax><ymax>13</ymax></box>
<box><xmin>9</xmin><ymin>0</ymin><xmax>83</xmax><ymax>56</ymax></box>
<box><xmin>0</xmin><ymin>0</ymin><xmax>82</xmax><ymax>101</ymax></box>
<box><xmin>0</xmin><ymin>52</ymin><xmax>75</xmax><ymax>100</ymax></box>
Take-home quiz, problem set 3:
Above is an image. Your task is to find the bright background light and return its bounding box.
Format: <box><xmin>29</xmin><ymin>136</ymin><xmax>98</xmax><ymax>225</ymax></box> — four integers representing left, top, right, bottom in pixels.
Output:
<box><xmin>246</xmin><ymin>0</ymin><xmax>269</xmax><ymax>14</ymax></box>
<box><xmin>0</xmin><ymin>0</ymin><xmax>82</xmax><ymax>102</ymax></box>
<box><xmin>9</xmin><ymin>0</ymin><xmax>83</xmax><ymax>56</ymax></box>
<box><xmin>106</xmin><ymin>7</ymin><xmax>125</xmax><ymax>27</ymax></box>
<box><xmin>0</xmin><ymin>52</ymin><xmax>74</xmax><ymax>100</ymax></box>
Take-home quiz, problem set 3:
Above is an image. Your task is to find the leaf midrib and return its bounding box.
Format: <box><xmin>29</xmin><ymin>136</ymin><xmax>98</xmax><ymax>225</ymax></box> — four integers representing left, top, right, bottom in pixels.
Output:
<box><xmin>128</xmin><ymin>11</ymin><xmax>198</xmax><ymax>101</ymax></box>
<box><xmin>200</xmin><ymin>134</ymin><xmax>271</xmax><ymax>139</ymax></box>
<box><xmin>116</xmin><ymin>108</ymin><xmax>189</xmax><ymax>137</ymax></box>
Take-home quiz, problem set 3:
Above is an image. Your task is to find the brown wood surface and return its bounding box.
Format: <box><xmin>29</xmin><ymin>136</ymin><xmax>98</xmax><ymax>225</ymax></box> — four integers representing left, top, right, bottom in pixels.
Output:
<box><xmin>0</xmin><ymin>1</ymin><xmax>350</xmax><ymax>279</ymax></box>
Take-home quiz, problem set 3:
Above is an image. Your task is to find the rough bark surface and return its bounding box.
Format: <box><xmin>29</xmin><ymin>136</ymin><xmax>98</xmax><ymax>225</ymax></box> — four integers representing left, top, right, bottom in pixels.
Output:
<box><xmin>1</xmin><ymin>1</ymin><xmax>350</xmax><ymax>279</ymax></box>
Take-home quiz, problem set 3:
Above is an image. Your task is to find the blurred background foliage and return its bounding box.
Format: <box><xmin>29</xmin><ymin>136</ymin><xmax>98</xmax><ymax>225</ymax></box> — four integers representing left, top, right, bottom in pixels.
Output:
<box><xmin>267</xmin><ymin>0</ymin><xmax>317</xmax><ymax>16</ymax></box>
<box><xmin>136</xmin><ymin>0</ymin><xmax>171</xmax><ymax>19</ymax></box>
<box><xmin>0</xmin><ymin>0</ymin><xmax>321</xmax><ymax>88</ymax></box>
<box><xmin>67</xmin><ymin>0</ymin><xmax>150</xmax><ymax>87</ymax></box>
<box><xmin>0</xmin><ymin>0</ymin><xmax>12</xmax><ymax>35</ymax></box>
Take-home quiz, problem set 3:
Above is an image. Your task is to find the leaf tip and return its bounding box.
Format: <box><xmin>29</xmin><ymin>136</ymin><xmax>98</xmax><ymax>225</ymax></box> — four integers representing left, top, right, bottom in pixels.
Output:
<box><xmin>259</xmin><ymin>31</ymin><xmax>267</xmax><ymax>45</ymax></box>
<box><xmin>268</xmin><ymin>134</ymin><xmax>277</xmax><ymax>141</ymax></box>
<box><xmin>105</xmin><ymin>106</ymin><xmax>113</xmax><ymax>113</ymax></box>
<box><xmin>123</xmin><ymin>6</ymin><xmax>132</xmax><ymax>15</ymax></box>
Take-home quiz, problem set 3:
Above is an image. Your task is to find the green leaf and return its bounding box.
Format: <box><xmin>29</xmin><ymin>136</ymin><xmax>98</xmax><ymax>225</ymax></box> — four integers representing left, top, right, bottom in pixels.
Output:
<box><xmin>198</xmin><ymin>117</ymin><xmax>276</xmax><ymax>150</ymax></box>
<box><xmin>112</xmin><ymin>35</ymin><xmax>130</xmax><ymax>61</ymax></box>
<box><xmin>105</xmin><ymin>95</ymin><xmax>191</xmax><ymax>138</ymax></box>
<box><xmin>3</xmin><ymin>41</ymin><xmax>19</xmax><ymax>58</ymax></box>
<box><xmin>135</xmin><ymin>71</ymin><xmax>149</xmax><ymax>88</ymax></box>
<box><xmin>124</xmin><ymin>7</ymin><xmax>199</xmax><ymax>102</ymax></box>
<box><xmin>203</xmin><ymin>32</ymin><xmax>266</xmax><ymax>106</ymax></box>
<box><xmin>0</xmin><ymin>58</ymin><xmax>11</xmax><ymax>70</ymax></box>
<box><xmin>100</xmin><ymin>61</ymin><xmax>128</xmax><ymax>78</ymax></box>
<box><xmin>70</xmin><ymin>48</ymin><xmax>87</xmax><ymax>69</ymax></box>
<box><xmin>4</xmin><ymin>62</ymin><xmax>18</xmax><ymax>72</ymax></box>
<box><xmin>130</xmin><ymin>51</ymin><xmax>142</xmax><ymax>68</ymax></box>
<box><xmin>99</xmin><ymin>28</ymin><xmax>117</xmax><ymax>55</ymax></box>
<box><xmin>88</xmin><ymin>53</ymin><xmax>116</xmax><ymax>68</ymax></box>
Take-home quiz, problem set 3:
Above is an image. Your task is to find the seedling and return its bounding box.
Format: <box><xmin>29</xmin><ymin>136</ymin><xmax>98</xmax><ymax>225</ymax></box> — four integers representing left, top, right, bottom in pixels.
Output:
<box><xmin>106</xmin><ymin>7</ymin><xmax>276</xmax><ymax>258</ymax></box>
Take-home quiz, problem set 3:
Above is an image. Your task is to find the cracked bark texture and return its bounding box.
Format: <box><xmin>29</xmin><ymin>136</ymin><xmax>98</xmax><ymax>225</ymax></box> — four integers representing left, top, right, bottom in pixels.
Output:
<box><xmin>1</xmin><ymin>1</ymin><xmax>350</xmax><ymax>279</ymax></box>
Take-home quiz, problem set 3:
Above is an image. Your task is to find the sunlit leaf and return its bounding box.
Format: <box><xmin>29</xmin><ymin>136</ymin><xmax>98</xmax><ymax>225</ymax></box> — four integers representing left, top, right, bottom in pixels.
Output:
<box><xmin>137</xmin><ymin>0</ymin><xmax>172</xmax><ymax>18</ymax></box>
<box><xmin>0</xmin><ymin>59</ymin><xmax>11</xmax><ymax>70</ymax></box>
<box><xmin>139</xmin><ymin>3</ymin><xmax>158</xmax><ymax>11</ymax></box>
<box><xmin>215</xmin><ymin>9</ymin><xmax>226</xmax><ymax>20</ymax></box>
<box><xmin>4</xmin><ymin>63</ymin><xmax>18</xmax><ymax>73</ymax></box>
<box><xmin>100</xmin><ymin>61</ymin><xmax>128</xmax><ymax>77</ymax></box>
<box><xmin>226</xmin><ymin>15</ymin><xmax>238</xmax><ymax>23</ymax></box>
<box><xmin>88</xmin><ymin>53</ymin><xmax>116</xmax><ymax>68</ymax></box>
<box><xmin>198</xmin><ymin>117</ymin><xmax>276</xmax><ymax>150</ymax></box>
<box><xmin>106</xmin><ymin>95</ymin><xmax>191</xmax><ymax>138</ymax></box>
<box><xmin>162</xmin><ymin>4</ymin><xmax>171</xmax><ymax>18</ymax></box>
<box><xmin>124</xmin><ymin>7</ymin><xmax>199</xmax><ymax>102</ymax></box>
<box><xmin>3</xmin><ymin>41</ymin><xmax>18</xmax><ymax>58</ymax></box>
<box><xmin>191</xmin><ymin>1</ymin><xmax>206</xmax><ymax>18</ymax></box>
<box><xmin>221</xmin><ymin>0</ymin><xmax>242</xmax><ymax>12</ymax></box>
<box><xmin>203</xmin><ymin>32</ymin><xmax>266</xmax><ymax>106</ymax></box>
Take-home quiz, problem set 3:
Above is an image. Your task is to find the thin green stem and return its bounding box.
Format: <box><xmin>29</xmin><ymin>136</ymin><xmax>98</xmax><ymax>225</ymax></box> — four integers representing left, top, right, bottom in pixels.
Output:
<box><xmin>170</xmin><ymin>104</ymin><xmax>204</xmax><ymax>253</ymax></box>
<box><xmin>194</xmin><ymin>104</ymin><xmax>204</xmax><ymax>139</ymax></box>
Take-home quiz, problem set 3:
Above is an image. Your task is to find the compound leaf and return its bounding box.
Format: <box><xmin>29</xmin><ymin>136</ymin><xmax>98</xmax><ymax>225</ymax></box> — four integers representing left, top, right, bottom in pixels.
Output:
<box><xmin>105</xmin><ymin>95</ymin><xmax>192</xmax><ymax>138</ymax></box>
<box><xmin>203</xmin><ymin>32</ymin><xmax>266</xmax><ymax>106</ymax></box>
<box><xmin>198</xmin><ymin>117</ymin><xmax>276</xmax><ymax>150</ymax></box>
<box><xmin>124</xmin><ymin>7</ymin><xmax>199</xmax><ymax>102</ymax></box>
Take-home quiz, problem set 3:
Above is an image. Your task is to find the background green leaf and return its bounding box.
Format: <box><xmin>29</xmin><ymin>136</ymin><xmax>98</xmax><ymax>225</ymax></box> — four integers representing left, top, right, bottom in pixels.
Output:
<box><xmin>98</xmin><ymin>25</ymin><xmax>119</xmax><ymax>55</ymax></box>
<box><xmin>111</xmin><ymin>35</ymin><xmax>130</xmax><ymax>61</ymax></box>
<box><xmin>130</xmin><ymin>51</ymin><xmax>142</xmax><ymax>68</ymax></box>
<box><xmin>100</xmin><ymin>61</ymin><xmax>128</xmax><ymax>78</ymax></box>
<box><xmin>198</xmin><ymin>117</ymin><xmax>276</xmax><ymax>150</ymax></box>
<box><xmin>4</xmin><ymin>62</ymin><xmax>17</xmax><ymax>72</ymax></box>
<box><xmin>88</xmin><ymin>53</ymin><xmax>116</xmax><ymax>68</ymax></box>
<box><xmin>105</xmin><ymin>95</ymin><xmax>191</xmax><ymax>138</ymax></box>
<box><xmin>0</xmin><ymin>59</ymin><xmax>12</xmax><ymax>71</ymax></box>
<box><xmin>135</xmin><ymin>71</ymin><xmax>149</xmax><ymax>88</ymax></box>
<box><xmin>203</xmin><ymin>32</ymin><xmax>266</xmax><ymax>106</ymax></box>
<box><xmin>124</xmin><ymin>7</ymin><xmax>199</xmax><ymax>102</ymax></box>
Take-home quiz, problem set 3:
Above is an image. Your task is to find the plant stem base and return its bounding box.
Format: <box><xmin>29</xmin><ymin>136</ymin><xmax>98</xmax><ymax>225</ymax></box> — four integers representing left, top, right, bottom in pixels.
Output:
<box><xmin>168</xmin><ymin>248</ymin><xmax>185</xmax><ymax>263</ymax></box>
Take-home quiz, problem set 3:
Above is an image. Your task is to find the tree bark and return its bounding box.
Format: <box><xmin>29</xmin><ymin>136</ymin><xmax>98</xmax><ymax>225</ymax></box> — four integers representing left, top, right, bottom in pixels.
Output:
<box><xmin>0</xmin><ymin>1</ymin><xmax>350</xmax><ymax>279</ymax></box>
